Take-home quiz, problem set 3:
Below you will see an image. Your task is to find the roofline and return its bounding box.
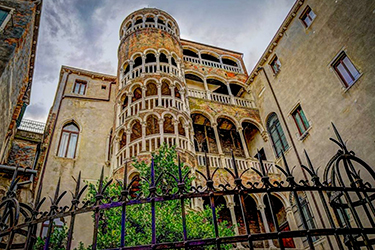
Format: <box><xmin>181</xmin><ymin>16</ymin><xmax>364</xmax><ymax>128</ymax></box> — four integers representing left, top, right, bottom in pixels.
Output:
<box><xmin>181</xmin><ymin>38</ymin><xmax>243</xmax><ymax>56</ymax></box>
<box><xmin>60</xmin><ymin>65</ymin><xmax>117</xmax><ymax>80</ymax></box>
<box><xmin>246</xmin><ymin>0</ymin><xmax>304</xmax><ymax>83</ymax></box>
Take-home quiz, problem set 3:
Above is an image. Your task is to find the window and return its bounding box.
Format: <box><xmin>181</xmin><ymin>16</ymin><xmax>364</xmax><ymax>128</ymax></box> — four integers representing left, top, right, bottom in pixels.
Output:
<box><xmin>40</xmin><ymin>218</ymin><xmax>65</xmax><ymax>238</ymax></box>
<box><xmin>0</xmin><ymin>6</ymin><xmax>13</xmax><ymax>32</ymax></box>
<box><xmin>300</xmin><ymin>6</ymin><xmax>316</xmax><ymax>28</ymax></box>
<box><xmin>73</xmin><ymin>80</ymin><xmax>87</xmax><ymax>95</ymax></box>
<box><xmin>267</xmin><ymin>113</ymin><xmax>289</xmax><ymax>157</ymax></box>
<box><xmin>57</xmin><ymin>123</ymin><xmax>79</xmax><ymax>158</ymax></box>
<box><xmin>292</xmin><ymin>105</ymin><xmax>310</xmax><ymax>136</ymax></box>
<box><xmin>332</xmin><ymin>52</ymin><xmax>360</xmax><ymax>88</ymax></box>
<box><xmin>270</xmin><ymin>55</ymin><xmax>281</xmax><ymax>75</ymax></box>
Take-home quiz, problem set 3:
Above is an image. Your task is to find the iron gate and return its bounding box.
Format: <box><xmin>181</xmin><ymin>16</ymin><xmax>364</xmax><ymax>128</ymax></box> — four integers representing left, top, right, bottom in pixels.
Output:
<box><xmin>1</xmin><ymin>124</ymin><xmax>375</xmax><ymax>250</ymax></box>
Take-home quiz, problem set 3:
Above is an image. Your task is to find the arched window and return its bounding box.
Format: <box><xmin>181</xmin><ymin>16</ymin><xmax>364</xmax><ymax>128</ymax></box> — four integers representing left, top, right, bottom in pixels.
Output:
<box><xmin>163</xmin><ymin>115</ymin><xmax>174</xmax><ymax>134</ymax></box>
<box><xmin>161</xmin><ymin>80</ymin><xmax>171</xmax><ymax>96</ymax></box>
<box><xmin>132</xmin><ymin>87</ymin><xmax>142</xmax><ymax>102</ymax></box>
<box><xmin>131</xmin><ymin>120</ymin><xmax>142</xmax><ymax>142</ymax></box>
<box><xmin>178</xmin><ymin>118</ymin><xmax>185</xmax><ymax>136</ymax></box>
<box><xmin>159</xmin><ymin>53</ymin><xmax>168</xmax><ymax>63</ymax></box>
<box><xmin>267</xmin><ymin>113</ymin><xmax>288</xmax><ymax>157</ymax></box>
<box><xmin>146</xmin><ymin>115</ymin><xmax>160</xmax><ymax>135</ymax></box>
<box><xmin>146</xmin><ymin>82</ymin><xmax>157</xmax><ymax>96</ymax></box>
<box><xmin>58</xmin><ymin>123</ymin><xmax>79</xmax><ymax>158</ymax></box>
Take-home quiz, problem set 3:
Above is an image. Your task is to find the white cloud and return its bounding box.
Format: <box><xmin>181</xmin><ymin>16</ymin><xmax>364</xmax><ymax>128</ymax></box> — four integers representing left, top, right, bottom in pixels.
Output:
<box><xmin>25</xmin><ymin>0</ymin><xmax>295</xmax><ymax>123</ymax></box>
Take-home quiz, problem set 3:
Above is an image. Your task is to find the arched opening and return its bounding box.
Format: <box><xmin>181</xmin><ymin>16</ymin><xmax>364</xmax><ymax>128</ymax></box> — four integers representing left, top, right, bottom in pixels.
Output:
<box><xmin>119</xmin><ymin>130</ymin><xmax>126</xmax><ymax>149</ymax></box>
<box><xmin>217</xmin><ymin>117</ymin><xmax>244</xmax><ymax>157</ymax></box>
<box><xmin>163</xmin><ymin>115</ymin><xmax>174</xmax><ymax>134</ymax></box>
<box><xmin>159</xmin><ymin>53</ymin><xmax>168</xmax><ymax>63</ymax></box>
<box><xmin>185</xmin><ymin>73</ymin><xmax>204</xmax><ymax>91</ymax></box>
<box><xmin>178</xmin><ymin>118</ymin><xmax>185</xmax><ymax>136</ymax></box>
<box><xmin>175</xmin><ymin>86</ymin><xmax>181</xmax><ymax>99</ymax></box>
<box><xmin>201</xmin><ymin>53</ymin><xmax>220</xmax><ymax>63</ymax></box>
<box><xmin>242</xmin><ymin>121</ymin><xmax>262</xmax><ymax>159</ymax></box>
<box><xmin>264</xmin><ymin>195</ymin><xmax>295</xmax><ymax>248</ymax></box>
<box><xmin>202</xmin><ymin>196</ymin><xmax>231</xmax><ymax>226</ymax></box>
<box><xmin>57</xmin><ymin>122</ymin><xmax>79</xmax><ymax>158</ymax></box>
<box><xmin>121</xmin><ymin>94</ymin><xmax>128</xmax><ymax>109</ymax></box>
<box><xmin>145</xmin><ymin>15</ymin><xmax>154</xmax><ymax>23</ymax></box>
<box><xmin>145</xmin><ymin>53</ymin><xmax>156</xmax><ymax>64</ymax></box>
<box><xmin>132</xmin><ymin>87</ymin><xmax>142</xmax><ymax>102</ymax></box>
<box><xmin>167</xmin><ymin>21</ymin><xmax>172</xmax><ymax>29</ymax></box>
<box><xmin>171</xmin><ymin>56</ymin><xmax>177</xmax><ymax>67</ymax></box>
<box><xmin>134</xmin><ymin>17</ymin><xmax>143</xmax><ymax>25</ymax></box>
<box><xmin>157</xmin><ymin>16</ymin><xmax>165</xmax><ymax>25</ymax></box>
<box><xmin>129</xmin><ymin>173</ymin><xmax>141</xmax><ymax>199</ymax></box>
<box><xmin>146</xmin><ymin>82</ymin><xmax>157</xmax><ymax>96</ymax></box>
<box><xmin>230</xmin><ymin>83</ymin><xmax>246</xmax><ymax>98</ymax></box>
<box><xmin>207</xmin><ymin>78</ymin><xmax>228</xmax><ymax>95</ymax></box>
<box><xmin>222</xmin><ymin>58</ymin><xmax>238</xmax><ymax>67</ymax></box>
<box><xmin>133</xmin><ymin>56</ymin><xmax>142</xmax><ymax>68</ymax></box>
<box><xmin>161</xmin><ymin>80</ymin><xmax>171</xmax><ymax>96</ymax></box>
<box><xmin>123</xmin><ymin>63</ymin><xmax>130</xmax><ymax>75</ymax></box>
<box><xmin>191</xmin><ymin>113</ymin><xmax>217</xmax><ymax>153</ymax></box>
<box><xmin>146</xmin><ymin>115</ymin><xmax>159</xmax><ymax>136</ymax></box>
<box><xmin>183</xmin><ymin>49</ymin><xmax>199</xmax><ymax>58</ymax></box>
<box><xmin>234</xmin><ymin>195</ymin><xmax>265</xmax><ymax>248</ymax></box>
<box><xmin>126</xmin><ymin>22</ymin><xmax>132</xmax><ymax>31</ymax></box>
<box><xmin>130</xmin><ymin>120</ymin><xmax>142</xmax><ymax>142</ymax></box>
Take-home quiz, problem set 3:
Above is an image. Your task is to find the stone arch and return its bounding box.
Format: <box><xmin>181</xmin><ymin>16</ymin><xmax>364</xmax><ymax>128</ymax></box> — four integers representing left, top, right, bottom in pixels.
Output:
<box><xmin>182</xmin><ymin>46</ymin><xmax>199</xmax><ymax>58</ymax></box>
<box><xmin>190</xmin><ymin>110</ymin><xmax>214</xmax><ymax>124</ymax></box>
<box><xmin>146</xmin><ymin>80</ymin><xmax>158</xmax><ymax>96</ymax></box>
<box><xmin>130</xmin><ymin>52</ymin><xmax>143</xmax><ymax>61</ymax></box>
<box><xmin>144</xmin><ymin>13</ymin><xmax>155</xmax><ymax>23</ymax></box>
<box><xmin>120</xmin><ymin>93</ymin><xmax>128</xmax><ymax>109</ymax></box>
<box><xmin>156</xmin><ymin>15</ymin><xmax>166</xmax><ymax>25</ymax></box>
<box><xmin>60</xmin><ymin>119</ymin><xmax>81</xmax><ymax>132</ymax></box>
<box><xmin>118</xmin><ymin>129</ymin><xmax>126</xmax><ymax>149</ymax></box>
<box><xmin>146</xmin><ymin>114</ymin><xmax>160</xmax><ymax>136</ymax></box>
<box><xmin>161</xmin><ymin>79</ymin><xmax>171</xmax><ymax>96</ymax></box>
<box><xmin>133</xmin><ymin>15</ymin><xmax>143</xmax><ymax>25</ymax></box>
<box><xmin>215</xmin><ymin>114</ymin><xmax>239</xmax><ymax>128</ymax></box>
<box><xmin>132</xmin><ymin>86</ymin><xmax>142</xmax><ymax>102</ymax></box>
<box><xmin>126</xmin><ymin>117</ymin><xmax>142</xmax><ymax>130</ymax></box>
<box><xmin>178</xmin><ymin>117</ymin><xmax>186</xmax><ymax>136</ymax></box>
<box><xmin>217</xmin><ymin>116</ymin><xmax>244</xmax><ymax>156</ymax></box>
<box><xmin>159</xmin><ymin>51</ymin><xmax>168</xmax><ymax>64</ymax></box>
<box><xmin>143</xmin><ymin>112</ymin><xmax>161</xmax><ymax>122</ymax></box>
<box><xmin>130</xmin><ymin>120</ymin><xmax>142</xmax><ymax>142</ymax></box>
<box><xmin>221</xmin><ymin>55</ymin><xmax>240</xmax><ymax>67</ymax></box>
<box><xmin>239</xmin><ymin>118</ymin><xmax>265</xmax><ymax>133</ymax></box>
<box><xmin>200</xmin><ymin>50</ymin><xmax>221</xmax><ymax>63</ymax></box>
<box><xmin>125</xmin><ymin>21</ymin><xmax>132</xmax><ymax>31</ymax></box>
<box><xmin>191</xmin><ymin>112</ymin><xmax>216</xmax><ymax>153</ymax></box>
<box><xmin>129</xmin><ymin>82</ymin><xmax>143</xmax><ymax>92</ymax></box>
<box><xmin>163</xmin><ymin>114</ymin><xmax>175</xmax><ymax>134</ymax></box>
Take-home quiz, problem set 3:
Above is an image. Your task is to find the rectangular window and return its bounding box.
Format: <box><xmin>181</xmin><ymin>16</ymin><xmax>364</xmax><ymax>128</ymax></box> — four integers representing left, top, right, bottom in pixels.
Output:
<box><xmin>292</xmin><ymin>106</ymin><xmax>310</xmax><ymax>135</ymax></box>
<box><xmin>332</xmin><ymin>52</ymin><xmax>360</xmax><ymax>88</ymax></box>
<box><xmin>270</xmin><ymin>55</ymin><xmax>281</xmax><ymax>75</ymax></box>
<box><xmin>73</xmin><ymin>80</ymin><xmax>87</xmax><ymax>95</ymax></box>
<box><xmin>300</xmin><ymin>6</ymin><xmax>316</xmax><ymax>28</ymax></box>
<box><xmin>0</xmin><ymin>8</ymin><xmax>9</xmax><ymax>25</ymax></box>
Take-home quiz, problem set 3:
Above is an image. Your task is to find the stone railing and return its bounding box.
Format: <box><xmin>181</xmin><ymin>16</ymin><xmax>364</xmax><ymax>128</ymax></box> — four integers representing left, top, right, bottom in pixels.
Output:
<box><xmin>116</xmin><ymin>134</ymin><xmax>190</xmax><ymax>168</ymax></box>
<box><xmin>121</xmin><ymin>63</ymin><xmax>180</xmax><ymax>88</ymax></box>
<box><xmin>118</xmin><ymin>96</ymin><xmax>185</xmax><ymax>126</ymax></box>
<box><xmin>183</xmin><ymin>55</ymin><xmax>242</xmax><ymax>73</ymax></box>
<box><xmin>196</xmin><ymin>152</ymin><xmax>278</xmax><ymax>173</ymax></box>
<box><xmin>187</xmin><ymin>89</ymin><xmax>255</xmax><ymax>108</ymax></box>
<box><xmin>124</xmin><ymin>22</ymin><xmax>177</xmax><ymax>38</ymax></box>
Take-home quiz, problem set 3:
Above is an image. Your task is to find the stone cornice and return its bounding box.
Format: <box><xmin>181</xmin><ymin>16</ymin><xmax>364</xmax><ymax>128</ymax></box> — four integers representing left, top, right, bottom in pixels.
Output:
<box><xmin>60</xmin><ymin>65</ymin><xmax>117</xmax><ymax>82</ymax></box>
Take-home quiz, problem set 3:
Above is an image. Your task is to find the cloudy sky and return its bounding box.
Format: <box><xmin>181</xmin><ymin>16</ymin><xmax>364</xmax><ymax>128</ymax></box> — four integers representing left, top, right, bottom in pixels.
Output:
<box><xmin>24</xmin><ymin>0</ymin><xmax>295</xmax><ymax>122</ymax></box>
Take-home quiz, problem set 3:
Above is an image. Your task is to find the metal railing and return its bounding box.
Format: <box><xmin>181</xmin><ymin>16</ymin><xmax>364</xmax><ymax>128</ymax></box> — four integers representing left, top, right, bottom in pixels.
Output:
<box><xmin>1</xmin><ymin>124</ymin><xmax>375</xmax><ymax>250</ymax></box>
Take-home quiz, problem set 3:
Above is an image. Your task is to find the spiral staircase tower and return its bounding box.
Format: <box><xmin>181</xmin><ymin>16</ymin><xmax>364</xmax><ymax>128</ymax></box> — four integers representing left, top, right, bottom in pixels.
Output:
<box><xmin>113</xmin><ymin>8</ymin><xmax>194</xmax><ymax>177</ymax></box>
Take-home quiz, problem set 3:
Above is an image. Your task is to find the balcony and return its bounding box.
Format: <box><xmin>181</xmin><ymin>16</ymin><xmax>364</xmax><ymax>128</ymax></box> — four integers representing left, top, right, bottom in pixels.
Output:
<box><xmin>196</xmin><ymin>152</ymin><xmax>278</xmax><ymax>174</ymax></box>
<box><xmin>187</xmin><ymin>89</ymin><xmax>255</xmax><ymax>108</ymax></box>
<box><xmin>183</xmin><ymin>55</ymin><xmax>242</xmax><ymax>73</ymax></box>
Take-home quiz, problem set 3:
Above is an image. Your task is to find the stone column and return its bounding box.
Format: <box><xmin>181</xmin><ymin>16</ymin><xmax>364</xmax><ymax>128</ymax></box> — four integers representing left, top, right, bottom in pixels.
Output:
<box><xmin>141</xmin><ymin>86</ymin><xmax>146</xmax><ymax>110</ymax></box>
<box><xmin>211</xmin><ymin>122</ymin><xmax>223</xmax><ymax>154</ymax></box>
<box><xmin>258</xmin><ymin>204</ymin><xmax>276</xmax><ymax>248</ymax></box>
<box><xmin>125</xmin><ymin>129</ymin><xmax>131</xmax><ymax>158</ymax></box>
<box><xmin>156</xmin><ymin>52</ymin><xmax>160</xmax><ymax>73</ymax></box>
<box><xmin>141</xmin><ymin>55</ymin><xmax>146</xmax><ymax>73</ymax></box>
<box><xmin>190</xmin><ymin>130</ymin><xmax>195</xmax><ymax>153</ymax></box>
<box><xmin>142</xmin><ymin>16</ymin><xmax>146</xmax><ymax>28</ymax></box>
<box><xmin>226</xmin><ymin>83</ymin><xmax>235</xmax><ymax>105</ymax></box>
<box><xmin>159</xmin><ymin>119</ymin><xmax>164</xmax><ymax>144</ymax></box>
<box><xmin>170</xmin><ymin>84</ymin><xmax>176</xmax><ymax>107</ymax></box>
<box><xmin>129</xmin><ymin>60</ymin><xmax>134</xmax><ymax>80</ymax></box>
<box><xmin>167</xmin><ymin>55</ymin><xmax>172</xmax><ymax>74</ymax></box>
<box><xmin>180</xmin><ymin>89</ymin><xmax>186</xmax><ymax>111</ymax></box>
<box><xmin>174</xmin><ymin>119</ymin><xmax>180</xmax><ymax>148</ymax></box>
<box><xmin>141</xmin><ymin>122</ymin><xmax>147</xmax><ymax>152</ymax></box>
<box><xmin>226</xmin><ymin>196</ymin><xmax>240</xmax><ymax>235</ymax></box>
<box><xmin>177</xmin><ymin>58</ymin><xmax>182</xmax><ymax>77</ymax></box>
<box><xmin>286</xmin><ymin>206</ymin><xmax>304</xmax><ymax>249</ymax></box>
<box><xmin>203</xmin><ymin>77</ymin><xmax>210</xmax><ymax>100</ymax></box>
<box><xmin>184</xmin><ymin>125</ymin><xmax>190</xmax><ymax>150</ymax></box>
<box><xmin>157</xmin><ymin>82</ymin><xmax>162</xmax><ymax>107</ymax></box>
<box><xmin>237</xmin><ymin>127</ymin><xmax>250</xmax><ymax>159</ymax></box>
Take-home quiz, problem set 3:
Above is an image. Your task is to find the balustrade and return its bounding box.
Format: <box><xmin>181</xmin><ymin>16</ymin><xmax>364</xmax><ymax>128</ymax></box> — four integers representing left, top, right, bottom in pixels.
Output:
<box><xmin>124</xmin><ymin>21</ymin><xmax>177</xmax><ymax>37</ymax></box>
<box><xmin>196</xmin><ymin>152</ymin><xmax>278</xmax><ymax>174</ymax></box>
<box><xmin>182</xmin><ymin>55</ymin><xmax>242</xmax><ymax>73</ymax></box>
<box><xmin>211</xmin><ymin>92</ymin><xmax>232</xmax><ymax>104</ymax></box>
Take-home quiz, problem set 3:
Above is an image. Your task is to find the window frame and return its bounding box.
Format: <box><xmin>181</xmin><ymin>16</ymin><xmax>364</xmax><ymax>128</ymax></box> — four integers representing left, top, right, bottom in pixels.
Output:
<box><xmin>0</xmin><ymin>5</ymin><xmax>14</xmax><ymax>32</ymax></box>
<box><xmin>291</xmin><ymin>105</ymin><xmax>310</xmax><ymax>136</ymax></box>
<box><xmin>331</xmin><ymin>51</ymin><xmax>361</xmax><ymax>89</ymax></box>
<box><xmin>269</xmin><ymin>55</ymin><xmax>281</xmax><ymax>75</ymax></box>
<box><xmin>73</xmin><ymin>80</ymin><xmax>87</xmax><ymax>95</ymax></box>
<box><xmin>267</xmin><ymin>113</ymin><xmax>289</xmax><ymax>158</ymax></box>
<box><xmin>57</xmin><ymin>123</ymin><xmax>79</xmax><ymax>159</ymax></box>
<box><xmin>300</xmin><ymin>5</ymin><xmax>316</xmax><ymax>28</ymax></box>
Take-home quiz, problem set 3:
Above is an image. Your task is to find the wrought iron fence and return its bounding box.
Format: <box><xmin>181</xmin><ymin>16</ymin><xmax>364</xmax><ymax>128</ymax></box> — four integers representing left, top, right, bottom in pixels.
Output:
<box><xmin>1</xmin><ymin>124</ymin><xmax>375</xmax><ymax>250</ymax></box>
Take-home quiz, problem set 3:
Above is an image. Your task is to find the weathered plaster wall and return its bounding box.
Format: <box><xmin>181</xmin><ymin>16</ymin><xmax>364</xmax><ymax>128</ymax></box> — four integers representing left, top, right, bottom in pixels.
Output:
<box><xmin>0</xmin><ymin>0</ymin><xmax>37</xmax><ymax>161</ymax></box>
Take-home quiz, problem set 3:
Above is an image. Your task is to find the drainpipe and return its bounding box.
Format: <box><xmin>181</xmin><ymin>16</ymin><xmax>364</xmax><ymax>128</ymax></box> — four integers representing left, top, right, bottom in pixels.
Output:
<box><xmin>257</xmin><ymin>66</ymin><xmax>334</xmax><ymax>250</ymax></box>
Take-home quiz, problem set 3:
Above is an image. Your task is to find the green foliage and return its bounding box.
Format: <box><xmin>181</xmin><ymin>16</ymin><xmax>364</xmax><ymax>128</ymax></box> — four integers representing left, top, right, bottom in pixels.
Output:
<box><xmin>34</xmin><ymin>144</ymin><xmax>234</xmax><ymax>249</ymax></box>
<box><xmin>33</xmin><ymin>224</ymin><xmax>68</xmax><ymax>250</ymax></box>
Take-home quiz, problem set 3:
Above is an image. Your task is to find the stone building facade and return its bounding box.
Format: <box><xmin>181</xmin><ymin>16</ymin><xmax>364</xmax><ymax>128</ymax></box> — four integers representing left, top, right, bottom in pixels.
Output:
<box><xmin>0</xmin><ymin>0</ymin><xmax>42</xmax><ymax>163</ymax></box>
<box><xmin>33</xmin><ymin>0</ymin><xmax>375</xmax><ymax>249</ymax></box>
